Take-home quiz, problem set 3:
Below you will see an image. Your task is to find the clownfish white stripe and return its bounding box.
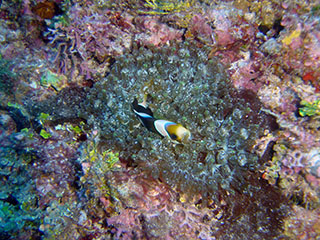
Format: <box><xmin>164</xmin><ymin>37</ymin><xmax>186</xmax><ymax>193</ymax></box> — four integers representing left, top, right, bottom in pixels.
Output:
<box><xmin>132</xmin><ymin>98</ymin><xmax>191</xmax><ymax>143</ymax></box>
<box><xmin>133</xmin><ymin>109</ymin><xmax>153</xmax><ymax>119</ymax></box>
<box><xmin>154</xmin><ymin>120</ymin><xmax>176</xmax><ymax>138</ymax></box>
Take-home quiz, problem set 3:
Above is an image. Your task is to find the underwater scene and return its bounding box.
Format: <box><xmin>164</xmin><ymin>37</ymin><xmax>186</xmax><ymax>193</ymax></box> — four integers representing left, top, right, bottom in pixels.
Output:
<box><xmin>1</xmin><ymin>0</ymin><xmax>320</xmax><ymax>239</ymax></box>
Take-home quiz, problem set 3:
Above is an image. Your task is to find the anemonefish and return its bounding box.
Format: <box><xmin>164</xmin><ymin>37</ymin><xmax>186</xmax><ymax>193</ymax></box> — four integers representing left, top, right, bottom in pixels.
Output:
<box><xmin>132</xmin><ymin>98</ymin><xmax>191</xmax><ymax>144</ymax></box>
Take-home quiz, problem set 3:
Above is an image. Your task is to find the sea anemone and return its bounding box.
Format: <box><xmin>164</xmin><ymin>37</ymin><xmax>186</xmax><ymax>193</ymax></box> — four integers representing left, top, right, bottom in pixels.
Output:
<box><xmin>81</xmin><ymin>41</ymin><xmax>277</xmax><ymax>203</ymax></box>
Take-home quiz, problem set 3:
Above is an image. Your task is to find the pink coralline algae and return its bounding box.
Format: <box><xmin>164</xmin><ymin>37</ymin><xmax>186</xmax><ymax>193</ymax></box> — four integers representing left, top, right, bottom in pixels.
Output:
<box><xmin>47</xmin><ymin>6</ymin><xmax>134</xmax><ymax>79</ymax></box>
<box><xmin>47</xmin><ymin>5</ymin><xmax>184</xmax><ymax>81</ymax></box>
<box><xmin>76</xmin><ymin>157</ymin><xmax>216</xmax><ymax>239</ymax></box>
<box><xmin>285</xmin><ymin>205</ymin><xmax>320</xmax><ymax>239</ymax></box>
<box><xmin>208</xmin><ymin>6</ymin><xmax>257</xmax><ymax>48</ymax></box>
<box><xmin>208</xmin><ymin>8</ymin><xmax>235</xmax><ymax>45</ymax></box>
<box><xmin>199</xmin><ymin>6</ymin><xmax>268</xmax><ymax>91</ymax></box>
<box><xmin>186</xmin><ymin>14</ymin><xmax>214</xmax><ymax>44</ymax></box>
<box><xmin>279</xmin><ymin>13</ymin><xmax>320</xmax><ymax>90</ymax></box>
<box><xmin>28</xmin><ymin>129</ymin><xmax>80</xmax><ymax>208</ymax></box>
<box><xmin>135</xmin><ymin>16</ymin><xmax>184</xmax><ymax>46</ymax></box>
<box><xmin>229</xmin><ymin>51</ymin><xmax>265</xmax><ymax>91</ymax></box>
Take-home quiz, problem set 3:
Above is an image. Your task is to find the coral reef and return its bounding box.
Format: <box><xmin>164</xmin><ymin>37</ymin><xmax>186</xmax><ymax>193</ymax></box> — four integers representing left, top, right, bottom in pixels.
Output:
<box><xmin>0</xmin><ymin>56</ymin><xmax>16</xmax><ymax>95</ymax></box>
<box><xmin>1</xmin><ymin>0</ymin><xmax>320</xmax><ymax>239</ymax></box>
<box><xmin>0</xmin><ymin>112</ymin><xmax>42</xmax><ymax>239</ymax></box>
<box><xmin>90</xmin><ymin>43</ymin><xmax>267</xmax><ymax>196</ymax></box>
<box><xmin>45</xmin><ymin>3</ymin><xmax>184</xmax><ymax>82</ymax></box>
<box><xmin>76</xmin><ymin>41</ymin><xmax>284</xmax><ymax>238</ymax></box>
<box><xmin>71</xmin><ymin>129</ymin><xmax>286</xmax><ymax>240</ymax></box>
<box><xmin>24</xmin><ymin>39</ymin><xmax>288</xmax><ymax>238</ymax></box>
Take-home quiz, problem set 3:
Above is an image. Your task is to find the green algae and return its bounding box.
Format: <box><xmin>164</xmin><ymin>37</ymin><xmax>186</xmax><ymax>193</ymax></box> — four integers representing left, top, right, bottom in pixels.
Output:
<box><xmin>299</xmin><ymin>99</ymin><xmax>320</xmax><ymax>117</ymax></box>
<box><xmin>40</xmin><ymin>129</ymin><xmax>52</xmax><ymax>139</ymax></box>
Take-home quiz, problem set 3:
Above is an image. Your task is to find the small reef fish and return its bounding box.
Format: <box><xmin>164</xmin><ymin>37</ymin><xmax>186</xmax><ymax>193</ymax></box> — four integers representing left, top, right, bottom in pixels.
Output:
<box><xmin>132</xmin><ymin>98</ymin><xmax>191</xmax><ymax>144</ymax></box>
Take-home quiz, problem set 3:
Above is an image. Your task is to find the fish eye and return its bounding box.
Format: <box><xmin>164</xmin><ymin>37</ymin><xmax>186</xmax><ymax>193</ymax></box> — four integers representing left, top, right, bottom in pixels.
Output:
<box><xmin>170</xmin><ymin>134</ymin><xmax>177</xmax><ymax>140</ymax></box>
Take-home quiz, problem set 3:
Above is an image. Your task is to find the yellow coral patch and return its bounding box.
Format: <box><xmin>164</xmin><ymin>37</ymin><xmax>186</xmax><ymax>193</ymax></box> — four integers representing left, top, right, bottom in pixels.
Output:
<box><xmin>142</xmin><ymin>0</ymin><xmax>193</xmax><ymax>15</ymax></box>
<box><xmin>282</xmin><ymin>30</ymin><xmax>301</xmax><ymax>45</ymax></box>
